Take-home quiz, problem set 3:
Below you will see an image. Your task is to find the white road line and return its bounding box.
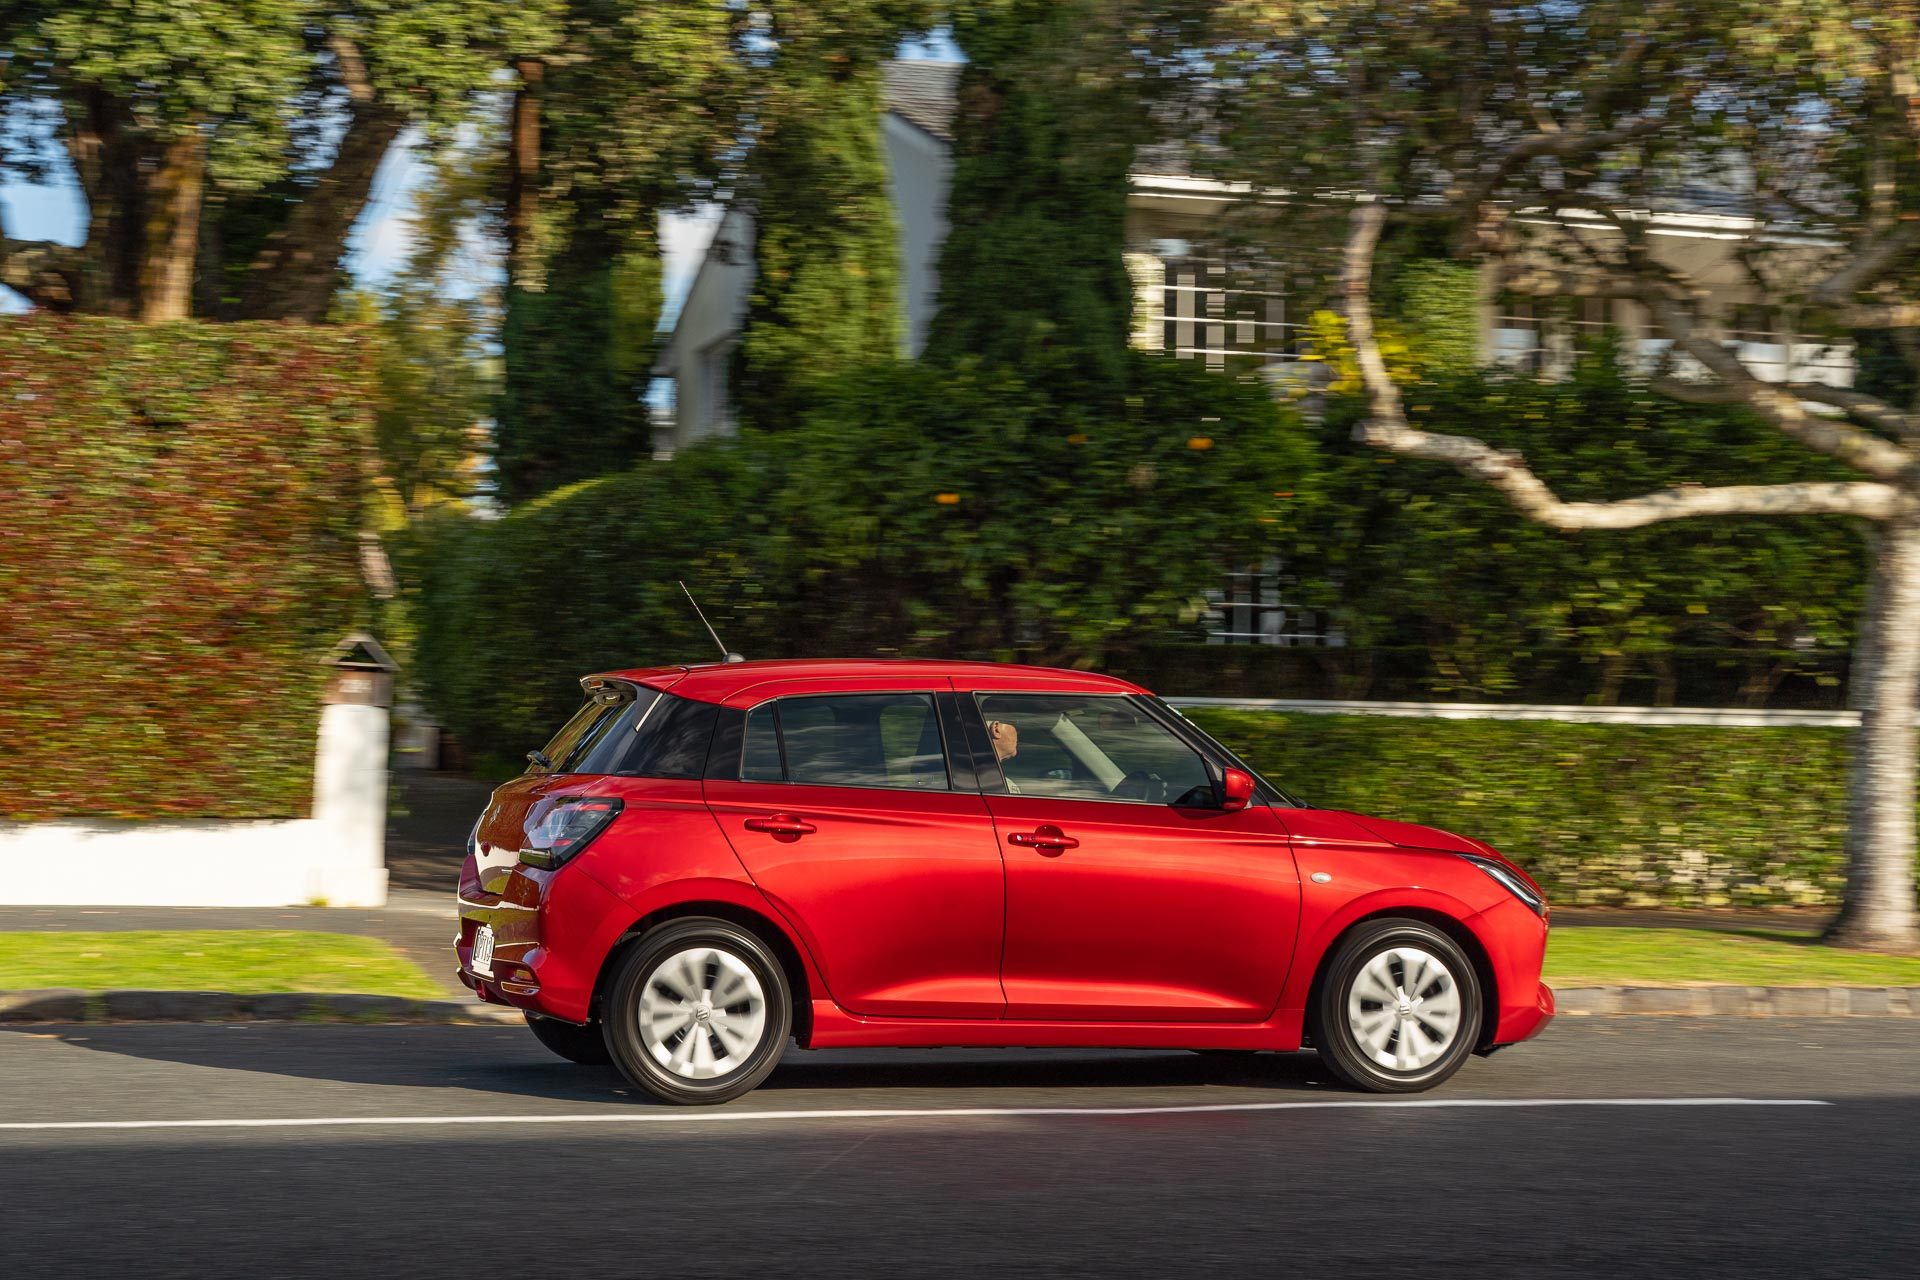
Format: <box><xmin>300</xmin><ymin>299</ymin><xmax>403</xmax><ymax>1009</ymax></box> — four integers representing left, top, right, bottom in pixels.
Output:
<box><xmin>0</xmin><ymin>1097</ymin><xmax>1831</xmax><ymax>1133</ymax></box>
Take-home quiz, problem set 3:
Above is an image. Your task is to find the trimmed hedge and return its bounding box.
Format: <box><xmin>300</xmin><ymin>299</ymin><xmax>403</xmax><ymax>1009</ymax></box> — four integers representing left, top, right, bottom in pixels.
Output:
<box><xmin>0</xmin><ymin>317</ymin><xmax>371</xmax><ymax>820</ymax></box>
<box><xmin>1187</xmin><ymin>709</ymin><xmax>1877</xmax><ymax>909</ymax></box>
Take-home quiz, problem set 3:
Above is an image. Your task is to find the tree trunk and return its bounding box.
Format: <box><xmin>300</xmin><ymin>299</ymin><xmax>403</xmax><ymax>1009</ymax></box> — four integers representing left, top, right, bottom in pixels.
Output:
<box><xmin>138</xmin><ymin>128</ymin><xmax>207</xmax><ymax>323</ymax></box>
<box><xmin>504</xmin><ymin>59</ymin><xmax>544</xmax><ymax>292</ymax></box>
<box><xmin>1827</xmin><ymin>518</ymin><xmax>1920</xmax><ymax>952</ymax></box>
<box><xmin>232</xmin><ymin>105</ymin><xmax>404</xmax><ymax>322</ymax></box>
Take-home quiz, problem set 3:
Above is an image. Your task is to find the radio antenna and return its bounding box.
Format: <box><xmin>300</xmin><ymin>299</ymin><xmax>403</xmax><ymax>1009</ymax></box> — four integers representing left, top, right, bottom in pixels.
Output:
<box><xmin>679</xmin><ymin>581</ymin><xmax>744</xmax><ymax>664</ymax></box>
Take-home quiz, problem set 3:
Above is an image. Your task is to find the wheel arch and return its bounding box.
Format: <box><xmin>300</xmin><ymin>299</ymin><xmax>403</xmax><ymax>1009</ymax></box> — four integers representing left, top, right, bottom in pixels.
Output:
<box><xmin>1304</xmin><ymin>907</ymin><xmax>1502</xmax><ymax>1052</ymax></box>
<box><xmin>591</xmin><ymin>899</ymin><xmax>816</xmax><ymax>1048</ymax></box>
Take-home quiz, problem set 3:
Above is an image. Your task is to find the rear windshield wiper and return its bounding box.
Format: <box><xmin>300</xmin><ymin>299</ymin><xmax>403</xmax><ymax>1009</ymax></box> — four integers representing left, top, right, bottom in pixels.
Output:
<box><xmin>526</xmin><ymin>749</ymin><xmax>554</xmax><ymax>770</ymax></box>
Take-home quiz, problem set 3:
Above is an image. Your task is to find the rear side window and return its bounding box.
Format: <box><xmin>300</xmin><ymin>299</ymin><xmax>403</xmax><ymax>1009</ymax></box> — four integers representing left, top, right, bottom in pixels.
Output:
<box><xmin>737</xmin><ymin>693</ymin><xmax>950</xmax><ymax>791</ymax></box>
<box><xmin>534</xmin><ymin>688</ymin><xmax>658</xmax><ymax>774</ymax></box>
<box><xmin>533</xmin><ymin>688</ymin><xmax>719</xmax><ymax>778</ymax></box>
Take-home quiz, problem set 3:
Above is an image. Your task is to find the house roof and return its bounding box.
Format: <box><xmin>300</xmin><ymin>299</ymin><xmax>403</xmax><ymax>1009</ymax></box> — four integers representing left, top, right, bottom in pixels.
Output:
<box><xmin>883</xmin><ymin>60</ymin><xmax>961</xmax><ymax>142</ymax></box>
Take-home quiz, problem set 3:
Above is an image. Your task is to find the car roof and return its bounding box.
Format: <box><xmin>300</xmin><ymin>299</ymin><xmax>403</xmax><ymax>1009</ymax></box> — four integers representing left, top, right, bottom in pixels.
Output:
<box><xmin>589</xmin><ymin>658</ymin><xmax>1150</xmax><ymax>704</ymax></box>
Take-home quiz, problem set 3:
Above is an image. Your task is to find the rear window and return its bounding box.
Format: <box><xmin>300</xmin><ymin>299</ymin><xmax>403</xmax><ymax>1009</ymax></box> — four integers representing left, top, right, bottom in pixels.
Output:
<box><xmin>531</xmin><ymin>688</ymin><xmax>719</xmax><ymax>778</ymax></box>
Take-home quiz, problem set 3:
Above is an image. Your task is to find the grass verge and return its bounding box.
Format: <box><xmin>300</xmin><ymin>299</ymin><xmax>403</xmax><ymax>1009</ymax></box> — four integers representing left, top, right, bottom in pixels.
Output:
<box><xmin>0</xmin><ymin>930</ymin><xmax>443</xmax><ymax>998</ymax></box>
<box><xmin>1546</xmin><ymin>927</ymin><xmax>1920</xmax><ymax>987</ymax></box>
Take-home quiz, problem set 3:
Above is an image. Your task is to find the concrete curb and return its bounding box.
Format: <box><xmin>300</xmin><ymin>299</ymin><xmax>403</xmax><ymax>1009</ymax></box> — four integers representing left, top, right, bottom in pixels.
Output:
<box><xmin>2</xmin><ymin>986</ymin><xmax>1918</xmax><ymax>1024</ymax></box>
<box><xmin>0</xmin><ymin>989</ymin><xmax>523</xmax><ymax>1026</ymax></box>
<box><xmin>1553</xmin><ymin>986</ymin><xmax>1920</xmax><ymax>1016</ymax></box>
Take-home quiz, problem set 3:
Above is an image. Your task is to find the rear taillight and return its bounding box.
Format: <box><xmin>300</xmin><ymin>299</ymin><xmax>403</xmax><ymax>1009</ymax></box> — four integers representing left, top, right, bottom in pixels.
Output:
<box><xmin>519</xmin><ymin>798</ymin><xmax>623</xmax><ymax>869</ymax></box>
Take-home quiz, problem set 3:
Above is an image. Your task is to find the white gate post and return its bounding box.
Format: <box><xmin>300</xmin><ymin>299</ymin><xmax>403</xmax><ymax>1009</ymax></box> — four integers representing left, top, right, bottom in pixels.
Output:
<box><xmin>308</xmin><ymin>633</ymin><xmax>399</xmax><ymax>907</ymax></box>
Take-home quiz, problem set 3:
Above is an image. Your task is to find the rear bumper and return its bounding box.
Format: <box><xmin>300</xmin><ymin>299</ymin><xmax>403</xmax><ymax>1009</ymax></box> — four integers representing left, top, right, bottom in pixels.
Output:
<box><xmin>455</xmin><ymin>861</ymin><xmax>633</xmax><ymax>1024</ymax></box>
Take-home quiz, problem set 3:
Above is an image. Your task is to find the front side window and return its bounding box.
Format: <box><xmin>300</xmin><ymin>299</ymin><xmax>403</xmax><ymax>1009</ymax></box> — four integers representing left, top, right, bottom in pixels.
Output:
<box><xmin>975</xmin><ymin>694</ymin><xmax>1213</xmax><ymax>805</ymax></box>
<box><xmin>739</xmin><ymin>693</ymin><xmax>950</xmax><ymax>791</ymax></box>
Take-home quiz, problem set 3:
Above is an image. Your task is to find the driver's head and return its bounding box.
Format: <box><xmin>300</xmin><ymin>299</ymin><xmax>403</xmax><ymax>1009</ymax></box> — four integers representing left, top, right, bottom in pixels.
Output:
<box><xmin>987</xmin><ymin>719</ymin><xmax>1018</xmax><ymax>762</ymax></box>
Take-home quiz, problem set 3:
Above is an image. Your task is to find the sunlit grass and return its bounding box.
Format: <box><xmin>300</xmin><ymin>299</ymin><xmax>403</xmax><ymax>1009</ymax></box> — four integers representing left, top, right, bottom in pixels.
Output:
<box><xmin>0</xmin><ymin>930</ymin><xmax>442</xmax><ymax>998</ymax></box>
<box><xmin>1546</xmin><ymin>927</ymin><xmax>1920</xmax><ymax>987</ymax></box>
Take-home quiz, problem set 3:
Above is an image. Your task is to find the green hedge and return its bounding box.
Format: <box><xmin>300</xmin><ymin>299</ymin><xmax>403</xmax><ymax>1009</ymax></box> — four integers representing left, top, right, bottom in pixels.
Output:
<box><xmin>1187</xmin><ymin>709</ymin><xmax>1870</xmax><ymax>908</ymax></box>
<box><xmin>0</xmin><ymin>317</ymin><xmax>370</xmax><ymax>820</ymax></box>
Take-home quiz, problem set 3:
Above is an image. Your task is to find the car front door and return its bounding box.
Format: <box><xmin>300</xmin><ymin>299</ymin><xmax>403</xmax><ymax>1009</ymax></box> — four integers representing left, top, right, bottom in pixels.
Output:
<box><xmin>704</xmin><ymin>679</ymin><xmax>1006</xmax><ymax>1019</ymax></box>
<box><xmin>963</xmin><ymin>690</ymin><xmax>1300</xmax><ymax>1022</ymax></box>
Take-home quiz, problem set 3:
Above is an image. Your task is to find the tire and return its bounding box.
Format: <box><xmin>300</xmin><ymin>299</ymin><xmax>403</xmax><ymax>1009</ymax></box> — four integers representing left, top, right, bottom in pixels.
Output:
<box><xmin>603</xmin><ymin>917</ymin><xmax>792</xmax><ymax>1106</ymax></box>
<box><xmin>1309</xmin><ymin>918</ymin><xmax>1481</xmax><ymax>1094</ymax></box>
<box><xmin>524</xmin><ymin>1012</ymin><xmax>613</xmax><ymax>1065</ymax></box>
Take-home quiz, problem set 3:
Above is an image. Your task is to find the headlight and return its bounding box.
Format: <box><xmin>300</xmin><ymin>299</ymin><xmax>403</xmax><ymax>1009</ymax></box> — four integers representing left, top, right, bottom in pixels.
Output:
<box><xmin>1461</xmin><ymin>854</ymin><xmax>1546</xmax><ymax>917</ymax></box>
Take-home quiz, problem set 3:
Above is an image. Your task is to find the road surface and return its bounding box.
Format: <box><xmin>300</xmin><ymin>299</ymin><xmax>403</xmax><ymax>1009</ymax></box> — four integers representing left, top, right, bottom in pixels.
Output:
<box><xmin>2</xmin><ymin>1017</ymin><xmax>1914</xmax><ymax>1278</ymax></box>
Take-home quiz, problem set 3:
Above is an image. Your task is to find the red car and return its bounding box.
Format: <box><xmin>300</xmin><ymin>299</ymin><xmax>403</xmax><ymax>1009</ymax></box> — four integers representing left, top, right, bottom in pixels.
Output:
<box><xmin>456</xmin><ymin>659</ymin><xmax>1552</xmax><ymax>1104</ymax></box>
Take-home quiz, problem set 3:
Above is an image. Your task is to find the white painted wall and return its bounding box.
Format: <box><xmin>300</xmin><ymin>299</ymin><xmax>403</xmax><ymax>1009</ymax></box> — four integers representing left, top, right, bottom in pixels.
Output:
<box><xmin>0</xmin><ymin>701</ymin><xmax>391</xmax><ymax>907</ymax></box>
<box><xmin>882</xmin><ymin>113</ymin><xmax>952</xmax><ymax>357</ymax></box>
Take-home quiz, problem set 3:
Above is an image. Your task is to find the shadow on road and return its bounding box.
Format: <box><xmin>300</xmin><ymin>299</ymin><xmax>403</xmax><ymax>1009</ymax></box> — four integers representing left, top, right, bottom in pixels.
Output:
<box><xmin>7</xmin><ymin>1024</ymin><xmax>1340</xmax><ymax>1105</ymax></box>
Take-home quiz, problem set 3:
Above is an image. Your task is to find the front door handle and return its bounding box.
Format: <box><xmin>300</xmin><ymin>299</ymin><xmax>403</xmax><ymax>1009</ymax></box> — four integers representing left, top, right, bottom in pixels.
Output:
<box><xmin>1008</xmin><ymin>825</ymin><xmax>1078</xmax><ymax>854</ymax></box>
<box><xmin>744</xmin><ymin>813</ymin><xmax>817</xmax><ymax>838</ymax></box>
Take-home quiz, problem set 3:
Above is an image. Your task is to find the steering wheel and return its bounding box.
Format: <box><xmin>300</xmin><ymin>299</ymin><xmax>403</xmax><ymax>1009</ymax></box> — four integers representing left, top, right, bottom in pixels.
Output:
<box><xmin>1111</xmin><ymin>770</ymin><xmax>1170</xmax><ymax>803</ymax></box>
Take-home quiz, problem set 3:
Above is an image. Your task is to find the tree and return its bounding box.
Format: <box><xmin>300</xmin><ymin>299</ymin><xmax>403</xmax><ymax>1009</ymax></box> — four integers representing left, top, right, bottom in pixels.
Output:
<box><xmin>732</xmin><ymin>4</ymin><xmax>919</xmax><ymax>430</ymax></box>
<box><xmin>492</xmin><ymin>0</ymin><xmax>742</xmax><ymax>501</ymax></box>
<box><xmin>0</xmin><ymin>2</ymin><xmax>557</xmax><ymax>322</ymax></box>
<box><xmin>1209</xmin><ymin>1</ymin><xmax>1920</xmax><ymax>950</ymax></box>
<box><xmin>927</xmin><ymin>0</ymin><xmax>1188</xmax><ymax>400</ymax></box>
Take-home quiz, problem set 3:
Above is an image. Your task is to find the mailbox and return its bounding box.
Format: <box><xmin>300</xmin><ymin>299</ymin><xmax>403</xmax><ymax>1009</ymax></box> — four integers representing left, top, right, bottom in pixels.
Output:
<box><xmin>322</xmin><ymin>631</ymin><xmax>400</xmax><ymax>708</ymax></box>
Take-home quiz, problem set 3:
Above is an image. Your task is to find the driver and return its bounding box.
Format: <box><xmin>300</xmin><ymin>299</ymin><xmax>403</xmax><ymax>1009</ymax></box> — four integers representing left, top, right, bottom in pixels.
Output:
<box><xmin>987</xmin><ymin>719</ymin><xmax>1021</xmax><ymax>794</ymax></box>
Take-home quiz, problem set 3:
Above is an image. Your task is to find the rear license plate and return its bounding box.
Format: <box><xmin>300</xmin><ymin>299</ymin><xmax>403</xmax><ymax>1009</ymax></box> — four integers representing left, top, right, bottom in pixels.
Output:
<box><xmin>471</xmin><ymin>924</ymin><xmax>495</xmax><ymax>977</ymax></box>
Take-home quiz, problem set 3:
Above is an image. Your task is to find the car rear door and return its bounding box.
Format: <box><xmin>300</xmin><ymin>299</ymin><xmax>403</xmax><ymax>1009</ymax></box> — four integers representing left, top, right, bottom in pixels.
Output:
<box><xmin>704</xmin><ymin>678</ymin><xmax>1007</xmax><ymax>1019</ymax></box>
<box><xmin>959</xmin><ymin>688</ymin><xmax>1300</xmax><ymax>1022</ymax></box>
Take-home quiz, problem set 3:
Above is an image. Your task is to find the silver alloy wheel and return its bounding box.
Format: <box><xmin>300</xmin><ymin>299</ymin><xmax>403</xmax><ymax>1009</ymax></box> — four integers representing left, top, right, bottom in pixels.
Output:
<box><xmin>1344</xmin><ymin>945</ymin><xmax>1464</xmax><ymax>1073</ymax></box>
<box><xmin>637</xmin><ymin>945</ymin><xmax>769</xmax><ymax>1080</ymax></box>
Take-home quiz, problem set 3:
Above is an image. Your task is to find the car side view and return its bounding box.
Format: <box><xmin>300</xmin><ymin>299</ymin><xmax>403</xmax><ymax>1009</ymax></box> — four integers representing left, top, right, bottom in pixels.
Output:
<box><xmin>455</xmin><ymin>659</ymin><xmax>1553</xmax><ymax>1104</ymax></box>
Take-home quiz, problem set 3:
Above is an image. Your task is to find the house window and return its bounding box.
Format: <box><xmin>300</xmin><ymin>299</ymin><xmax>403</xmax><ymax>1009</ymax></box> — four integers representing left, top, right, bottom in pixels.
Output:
<box><xmin>1491</xmin><ymin>296</ymin><xmax>1549</xmax><ymax>373</ymax></box>
<box><xmin>1568</xmin><ymin>296</ymin><xmax>1615</xmax><ymax>345</ymax></box>
<box><xmin>1206</xmin><ymin>559</ymin><xmax>1337</xmax><ymax>647</ymax></box>
<box><xmin>1154</xmin><ymin>258</ymin><xmax>1294</xmax><ymax>372</ymax></box>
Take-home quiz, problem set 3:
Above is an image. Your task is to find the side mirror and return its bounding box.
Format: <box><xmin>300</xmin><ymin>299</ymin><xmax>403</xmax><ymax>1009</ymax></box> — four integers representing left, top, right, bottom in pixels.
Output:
<box><xmin>1219</xmin><ymin>768</ymin><xmax>1255</xmax><ymax>812</ymax></box>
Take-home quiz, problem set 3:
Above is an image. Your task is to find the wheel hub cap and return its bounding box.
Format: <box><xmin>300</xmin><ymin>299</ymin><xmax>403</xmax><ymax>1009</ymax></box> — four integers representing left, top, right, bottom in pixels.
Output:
<box><xmin>1346</xmin><ymin>945</ymin><xmax>1462</xmax><ymax>1073</ymax></box>
<box><xmin>637</xmin><ymin>946</ymin><xmax>768</xmax><ymax>1081</ymax></box>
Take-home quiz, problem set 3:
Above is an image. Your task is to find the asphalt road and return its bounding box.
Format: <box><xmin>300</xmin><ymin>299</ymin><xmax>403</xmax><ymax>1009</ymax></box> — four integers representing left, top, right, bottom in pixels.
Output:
<box><xmin>3</xmin><ymin>1018</ymin><xmax>1915</xmax><ymax>1279</ymax></box>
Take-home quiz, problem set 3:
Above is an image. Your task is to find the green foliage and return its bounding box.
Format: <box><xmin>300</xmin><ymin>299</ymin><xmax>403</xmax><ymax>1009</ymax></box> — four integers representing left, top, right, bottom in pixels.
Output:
<box><xmin>1189</xmin><ymin>709</ymin><xmax>1885</xmax><ymax>908</ymax></box>
<box><xmin>0</xmin><ymin>316</ymin><xmax>370</xmax><ymax>819</ymax></box>
<box><xmin>497</xmin><ymin>226</ymin><xmax>661</xmax><ymax>504</ymax></box>
<box><xmin>413</xmin><ymin>351</ymin><xmax>1317</xmax><ymax>763</ymax></box>
<box><xmin>735</xmin><ymin>59</ymin><xmax>903</xmax><ymax>427</ymax></box>
<box><xmin>1291</xmin><ymin>350</ymin><xmax>1866</xmax><ymax>699</ymax></box>
<box><xmin>928</xmin><ymin>0</ymin><xmax>1142</xmax><ymax>400</ymax></box>
<box><xmin>1389</xmin><ymin>260</ymin><xmax>1480</xmax><ymax>373</ymax></box>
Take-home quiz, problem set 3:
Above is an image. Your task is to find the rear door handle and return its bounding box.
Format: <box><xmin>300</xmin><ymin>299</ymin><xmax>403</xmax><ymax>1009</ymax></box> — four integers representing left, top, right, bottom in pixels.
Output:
<box><xmin>1008</xmin><ymin>825</ymin><xmax>1078</xmax><ymax>853</ymax></box>
<box><xmin>744</xmin><ymin>814</ymin><xmax>817</xmax><ymax>837</ymax></box>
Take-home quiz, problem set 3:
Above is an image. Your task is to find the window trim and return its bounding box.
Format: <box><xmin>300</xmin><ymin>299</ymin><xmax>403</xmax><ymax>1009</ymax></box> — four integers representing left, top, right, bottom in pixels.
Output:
<box><xmin>728</xmin><ymin>690</ymin><xmax>964</xmax><ymax>795</ymax></box>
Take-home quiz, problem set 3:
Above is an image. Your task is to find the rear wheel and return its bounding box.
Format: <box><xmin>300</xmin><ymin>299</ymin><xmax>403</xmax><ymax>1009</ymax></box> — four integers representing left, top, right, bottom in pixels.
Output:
<box><xmin>524</xmin><ymin>1012</ymin><xmax>612</xmax><ymax>1065</ymax></box>
<box><xmin>603</xmin><ymin>918</ymin><xmax>792</xmax><ymax>1105</ymax></box>
<box><xmin>1310</xmin><ymin>918</ymin><xmax>1480</xmax><ymax>1093</ymax></box>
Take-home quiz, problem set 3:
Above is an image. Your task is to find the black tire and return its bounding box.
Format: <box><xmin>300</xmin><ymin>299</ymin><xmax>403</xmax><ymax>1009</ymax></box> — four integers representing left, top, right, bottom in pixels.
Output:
<box><xmin>524</xmin><ymin>1011</ymin><xmax>613</xmax><ymax>1065</ymax></box>
<box><xmin>1309</xmin><ymin>918</ymin><xmax>1481</xmax><ymax>1094</ymax></box>
<box><xmin>603</xmin><ymin>917</ymin><xmax>792</xmax><ymax>1106</ymax></box>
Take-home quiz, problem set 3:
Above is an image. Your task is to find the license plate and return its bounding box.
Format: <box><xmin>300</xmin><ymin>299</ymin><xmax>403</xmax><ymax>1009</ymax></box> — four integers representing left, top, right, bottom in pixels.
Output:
<box><xmin>471</xmin><ymin>924</ymin><xmax>495</xmax><ymax>977</ymax></box>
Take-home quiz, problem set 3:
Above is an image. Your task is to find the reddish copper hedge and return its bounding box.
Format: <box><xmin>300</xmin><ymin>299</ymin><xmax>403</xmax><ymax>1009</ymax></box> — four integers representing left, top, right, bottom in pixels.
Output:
<box><xmin>0</xmin><ymin>317</ymin><xmax>371</xmax><ymax>820</ymax></box>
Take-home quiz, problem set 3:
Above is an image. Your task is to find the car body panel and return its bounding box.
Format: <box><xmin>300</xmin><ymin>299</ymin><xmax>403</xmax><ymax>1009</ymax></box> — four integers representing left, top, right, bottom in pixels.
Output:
<box><xmin>988</xmin><ymin>793</ymin><xmax>1300</xmax><ymax>1021</ymax></box>
<box><xmin>704</xmin><ymin>779</ymin><xmax>1007</xmax><ymax>1018</ymax></box>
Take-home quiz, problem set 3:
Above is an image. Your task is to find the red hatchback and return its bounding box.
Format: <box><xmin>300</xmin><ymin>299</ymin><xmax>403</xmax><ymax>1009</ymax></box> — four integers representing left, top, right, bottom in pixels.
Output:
<box><xmin>456</xmin><ymin>659</ymin><xmax>1553</xmax><ymax>1104</ymax></box>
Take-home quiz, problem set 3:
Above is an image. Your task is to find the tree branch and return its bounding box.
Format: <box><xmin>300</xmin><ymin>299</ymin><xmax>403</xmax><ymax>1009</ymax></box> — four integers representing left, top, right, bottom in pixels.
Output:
<box><xmin>1341</xmin><ymin>202</ymin><xmax>1910</xmax><ymax>529</ymax></box>
<box><xmin>1452</xmin><ymin>108</ymin><xmax>1675</xmax><ymax>258</ymax></box>
<box><xmin>1810</xmin><ymin>221</ymin><xmax>1920</xmax><ymax>310</ymax></box>
<box><xmin>1654</xmin><ymin>378</ymin><xmax>1920</xmax><ymax>441</ymax></box>
<box><xmin>0</xmin><ymin>235</ymin><xmax>83</xmax><ymax>309</ymax></box>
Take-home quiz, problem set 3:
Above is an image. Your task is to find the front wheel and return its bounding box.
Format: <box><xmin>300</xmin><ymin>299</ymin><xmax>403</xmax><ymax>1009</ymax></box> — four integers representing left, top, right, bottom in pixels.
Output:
<box><xmin>1310</xmin><ymin>919</ymin><xmax>1481</xmax><ymax>1094</ymax></box>
<box><xmin>603</xmin><ymin>918</ymin><xmax>792</xmax><ymax>1105</ymax></box>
